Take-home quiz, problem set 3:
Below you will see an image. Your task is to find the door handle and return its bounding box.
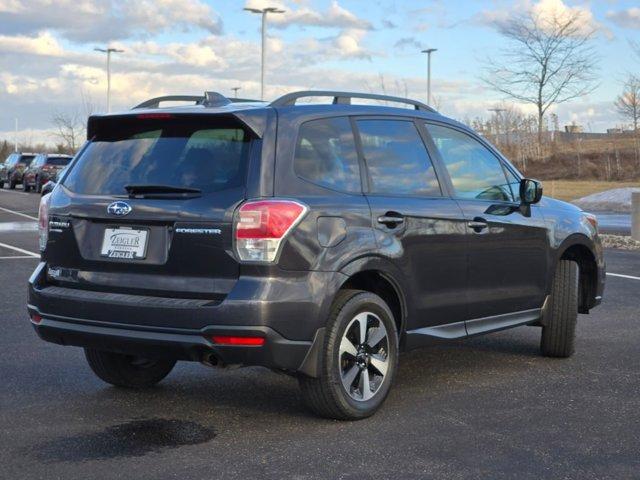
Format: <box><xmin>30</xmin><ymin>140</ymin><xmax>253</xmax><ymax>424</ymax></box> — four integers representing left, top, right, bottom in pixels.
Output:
<box><xmin>467</xmin><ymin>218</ymin><xmax>488</xmax><ymax>232</ymax></box>
<box><xmin>377</xmin><ymin>214</ymin><xmax>405</xmax><ymax>227</ymax></box>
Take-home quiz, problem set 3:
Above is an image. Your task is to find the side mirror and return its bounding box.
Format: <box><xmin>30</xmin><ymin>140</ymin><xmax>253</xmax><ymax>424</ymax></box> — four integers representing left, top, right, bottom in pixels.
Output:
<box><xmin>519</xmin><ymin>178</ymin><xmax>543</xmax><ymax>205</ymax></box>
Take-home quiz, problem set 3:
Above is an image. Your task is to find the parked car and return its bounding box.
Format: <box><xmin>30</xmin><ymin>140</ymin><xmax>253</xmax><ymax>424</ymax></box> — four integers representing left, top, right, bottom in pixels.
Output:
<box><xmin>23</xmin><ymin>153</ymin><xmax>73</xmax><ymax>193</ymax></box>
<box><xmin>40</xmin><ymin>165</ymin><xmax>69</xmax><ymax>196</ymax></box>
<box><xmin>0</xmin><ymin>152</ymin><xmax>36</xmax><ymax>189</ymax></box>
<box><xmin>29</xmin><ymin>91</ymin><xmax>605</xmax><ymax>420</ymax></box>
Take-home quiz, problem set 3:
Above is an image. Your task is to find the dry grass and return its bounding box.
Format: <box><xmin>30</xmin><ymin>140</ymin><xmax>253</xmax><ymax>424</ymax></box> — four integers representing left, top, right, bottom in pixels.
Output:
<box><xmin>544</xmin><ymin>180</ymin><xmax>640</xmax><ymax>201</ymax></box>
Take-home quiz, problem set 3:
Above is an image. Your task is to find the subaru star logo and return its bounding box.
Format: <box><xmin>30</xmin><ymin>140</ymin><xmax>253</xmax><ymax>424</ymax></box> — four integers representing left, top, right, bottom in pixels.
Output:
<box><xmin>107</xmin><ymin>201</ymin><xmax>132</xmax><ymax>216</ymax></box>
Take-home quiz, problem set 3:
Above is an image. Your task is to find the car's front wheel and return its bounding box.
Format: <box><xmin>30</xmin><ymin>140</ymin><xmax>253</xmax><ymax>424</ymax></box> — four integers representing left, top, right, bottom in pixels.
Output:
<box><xmin>299</xmin><ymin>289</ymin><xmax>399</xmax><ymax>420</ymax></box>
<box><xmin>540</xmin><ymin>259</ymin><xmax>579</xmax><ymax>358</ymax></box>
<box><xmin>84</xmin><ymin>349</ymin><xmax>176</xmax><ymax>388</ymax></box>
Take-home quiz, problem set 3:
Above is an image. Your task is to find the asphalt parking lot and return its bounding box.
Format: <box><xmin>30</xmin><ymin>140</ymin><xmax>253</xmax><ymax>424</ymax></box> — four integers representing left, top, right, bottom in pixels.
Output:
<box><xmin>0</xmin><ymin>187</ymin><xmax>638</xmax><ymax>480</ymax></box>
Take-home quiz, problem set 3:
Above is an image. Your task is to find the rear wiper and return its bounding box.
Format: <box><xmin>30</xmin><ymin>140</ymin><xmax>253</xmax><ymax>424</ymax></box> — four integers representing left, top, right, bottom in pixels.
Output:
<box><xmin>124</xmin><ymin>184</ymin><xmax>202</xmax><ymax>199</ymax></box>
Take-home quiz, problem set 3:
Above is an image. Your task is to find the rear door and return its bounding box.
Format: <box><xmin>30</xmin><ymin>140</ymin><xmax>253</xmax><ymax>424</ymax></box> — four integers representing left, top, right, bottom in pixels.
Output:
<box><xmin>424</xmin><ymin>122</ymin><xmax>549</xmax><ymax>320</ymax></box>
<box><xmin>45</xmin><ymin>114</ymin><xmax>256</xmax><ymax>301</ymax></box>
<box><xmin>355</xmin><ymin>118</ymin><xmax>468</xmax><ymax>330</ymax></box>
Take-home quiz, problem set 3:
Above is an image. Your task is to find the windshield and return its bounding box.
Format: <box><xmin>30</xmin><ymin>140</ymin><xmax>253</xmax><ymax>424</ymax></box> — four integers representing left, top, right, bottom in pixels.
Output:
<box><xmin>63</xmin><ymin>116</ymin><xmax>251</xmax><ymax>195</ymax></box>
<box><xmin>20</xmin><ymin>155</ymin><xmax>35</xmax><ymax>166</ymax></box>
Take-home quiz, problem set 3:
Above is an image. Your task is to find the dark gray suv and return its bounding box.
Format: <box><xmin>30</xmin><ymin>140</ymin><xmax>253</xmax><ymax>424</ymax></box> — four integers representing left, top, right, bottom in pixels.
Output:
<box><xmin>28</xmin><ymin>91</ymin><xmax>605</xmax><ymax>419</ymax></box>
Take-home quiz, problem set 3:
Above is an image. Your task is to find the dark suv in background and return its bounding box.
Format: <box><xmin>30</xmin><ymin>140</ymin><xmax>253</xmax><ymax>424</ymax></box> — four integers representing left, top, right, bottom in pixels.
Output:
<box><xmin>28</xmin><ymin>91</ymin><xmax>605</xmax><ymax>420</ymax></box>
<box><xmin>23</xmin><ymin>153</ymin><xmax>73</xmax><ymax>193</ymax></box>
<box><xmin>1</xmin><ymin>152</ymin><xmax>36</xmax><ymax>189</ymax></box>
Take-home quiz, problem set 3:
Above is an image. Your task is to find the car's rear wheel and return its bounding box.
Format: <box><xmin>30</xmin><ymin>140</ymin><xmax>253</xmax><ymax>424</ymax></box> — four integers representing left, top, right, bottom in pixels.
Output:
<box><xmin>22</xmin><ymin>180</ymin><xmax>30</xmax><ymax>192</ymax></box>
<box><xmin>299</xmin><ymin>289</ymin><xmax>399</xmax><ymax>420</ymax></box>
<box><xmin>541</xmin><ymin>260</ymin><xmax>579</xmax><ymax>358</ymax></box>
<box><xmin>0</xmin><ymin>180</ymin><xmax>4</xmax><ymax>189</ymax></box>
<box><xmin>9</xmin><ymin>177</ymin><xmax>16</xmax><ymax>189</ymax></box>
<box><xmin>84</xmin><ymin>348</ymin><xmax>176</xmax><ymax>388</ymax></box>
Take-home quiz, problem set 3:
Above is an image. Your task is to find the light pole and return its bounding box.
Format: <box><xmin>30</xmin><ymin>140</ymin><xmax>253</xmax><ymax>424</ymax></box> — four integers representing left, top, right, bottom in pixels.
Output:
<box><xmin>244</xmin><ymin>7</ymin><xmax>285</xmax><ymax>101</ymax></box>
<box><xmin>421</xmin><ymin>48</ymin><xmax>437</xmax><ymax>106</ymax></box>
<box><xmin>94</xmin><ymin>47</ymin><xmax>124</xmax><ymax>112</ymax></box>
<box><xmin>231</xmin><ymin>87</ymin><xmax>241</xmax><ymax>98</ymax></box>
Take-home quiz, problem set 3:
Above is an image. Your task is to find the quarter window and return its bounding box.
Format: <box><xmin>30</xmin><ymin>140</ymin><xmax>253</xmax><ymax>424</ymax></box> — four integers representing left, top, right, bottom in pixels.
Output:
<box><xmin>294</xmin><ymin>117</ymin><xmax>361</xmax><ymax>193</ymax></box>
<box><xmin>425</xmin><ymin>124</ymin><xmax>513</xmax><ymax>202</ymax></box>
<box><xmin>356</xmin><ymin>120</ymin><xmax>441</xmax><ymax>196</ymax></box>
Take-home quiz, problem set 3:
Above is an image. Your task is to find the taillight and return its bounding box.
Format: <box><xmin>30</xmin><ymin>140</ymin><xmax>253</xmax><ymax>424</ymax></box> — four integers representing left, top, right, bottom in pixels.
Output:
<box><xmin>234</xmin><ymin>199</ymin><xmax>308</xmax><ymax>262</ymax></box>
<box><xmin>38</xmin><ymin>194</ymin><xmax>51</xmax><ymax>251</ymax></box>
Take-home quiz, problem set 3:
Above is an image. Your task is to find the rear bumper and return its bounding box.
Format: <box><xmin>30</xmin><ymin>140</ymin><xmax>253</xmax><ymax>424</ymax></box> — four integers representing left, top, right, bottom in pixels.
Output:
<box><xmin>28</xmin><ymin>262</ymin><xmax>345</xmax><ymax>373</ymax></box>
<box><xmin>29</xmin><ymin>313</ymin><xmax>313</xmax><ymax>371</ymax></box>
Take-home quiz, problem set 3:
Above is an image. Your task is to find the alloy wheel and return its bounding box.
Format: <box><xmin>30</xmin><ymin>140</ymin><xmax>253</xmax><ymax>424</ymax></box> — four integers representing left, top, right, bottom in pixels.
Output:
<box><xmin>339</xmin><ymin>311</ymin><xmax>389</xmax><ymax>401</ymax></box>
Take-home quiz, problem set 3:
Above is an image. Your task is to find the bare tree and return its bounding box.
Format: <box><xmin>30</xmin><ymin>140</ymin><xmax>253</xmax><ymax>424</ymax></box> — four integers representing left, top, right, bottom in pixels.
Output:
<box><xmin>483</xmin><ymin>9</ymin><xmax>599</xmax><ymax>144</ymax></box>
<box><xmin>615</xmin><ymin>76</ymin><xmax>640</xmax><ymax>131</ymax></box>
<box><xmin>50</xmin><ymin>90</ymin><xmax>96</xmax><ymax>152</ymax></box>
<box><xmin>51</xmin><ymin>110</ymin><xmax>84</xmax><ymax>152</ymax></box>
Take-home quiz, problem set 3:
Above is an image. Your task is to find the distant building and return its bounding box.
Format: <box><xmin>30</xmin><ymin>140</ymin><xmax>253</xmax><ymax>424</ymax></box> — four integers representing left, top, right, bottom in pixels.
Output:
<box><xmin>564</xmin><ymin>124</ymin><xmax>584</xmax><ymax>133</ymax></box>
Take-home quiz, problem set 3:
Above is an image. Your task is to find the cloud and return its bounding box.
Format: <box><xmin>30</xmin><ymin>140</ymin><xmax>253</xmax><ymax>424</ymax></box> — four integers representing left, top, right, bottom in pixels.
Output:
<box><xmin>606</xmin><ymin>8</ymin><xmax>640</xmax><ymax>30</ymax></box>
<box><xmin>394</xmin><ymin>37</ymin><xmax>425</xmax><ymax>51</ymax></box>
<box><xmin>0</xmin><ymin>0</ymin><xmax>223</xmax><ymax>42</ymax></box>
<box><xmin>250</xmin><ymin>0</ymin><xmax>372</xmax><ymax>30</ymax></box>
<box><xmin>0</xmin><ymin>31</ymin><xmax>64</xmax><ymax>57</ymax></box>
<box><xmin>477</xmin><ymin>0</ymin><xmax>604</xmax><ymax>36</ymax></box>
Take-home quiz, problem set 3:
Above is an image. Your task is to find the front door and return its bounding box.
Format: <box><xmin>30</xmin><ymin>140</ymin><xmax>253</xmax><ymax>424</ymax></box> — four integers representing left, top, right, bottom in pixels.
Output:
<box><xmin>424</xmin><ymin>122</ymin><xmax>550</xmax><ymax>320</ymax></box>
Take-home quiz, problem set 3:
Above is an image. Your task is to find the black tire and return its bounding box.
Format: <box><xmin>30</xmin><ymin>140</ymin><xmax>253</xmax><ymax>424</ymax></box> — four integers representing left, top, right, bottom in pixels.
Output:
<box><xmin>541</xmin><ymin>260</ymin><xmax>579</xmax><ymax>358</ymax></box>
<box><xmin>0</xmin><ymin>180</ymin><xmax>4</xmax><ymax>189</ymax></box>
<box><xmin>299</xmin><ymin>289</ymin><xmax>399</xmax><ymax>420</ymax></box>
<box><xmin>9</xmin><ymin>177</ymin><xmax>16</xmax><ymax>189</ymax></box>
<box><xmin>22</xmin><ymin>180</ymin><xmax>30</xmax><ymax>192</ymax></box>
<box><xmin>84</xmin><ymin>349</ymin><xmax>176</xmax><ymax>388</ymax></box>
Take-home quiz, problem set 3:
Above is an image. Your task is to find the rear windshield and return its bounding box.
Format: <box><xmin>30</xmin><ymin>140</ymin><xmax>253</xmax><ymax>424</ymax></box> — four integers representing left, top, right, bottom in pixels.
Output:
<box><xmin>47</xmin><ymin>157</ymin><xmax>71</xmax><ymax>166</ymax></box>
<box><xmin>63</xmin><ymin>116</ymin><xmax>251</xmax><ymax>195</ymax></box>
<box><xmin>20</xmin><ymin>155</ymin><xmax>35</xmax><ymax>166</ymax></box>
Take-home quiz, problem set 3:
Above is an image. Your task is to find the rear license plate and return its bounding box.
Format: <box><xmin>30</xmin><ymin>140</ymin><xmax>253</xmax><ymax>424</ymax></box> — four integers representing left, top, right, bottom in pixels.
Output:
<box><xmin>100</xmin><ymin>227</ymin><xmax>148</xmax><ymax>260</ymax></box>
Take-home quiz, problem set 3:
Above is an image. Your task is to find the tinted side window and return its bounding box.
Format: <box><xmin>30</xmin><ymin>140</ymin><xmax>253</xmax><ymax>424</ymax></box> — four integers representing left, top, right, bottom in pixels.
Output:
<box><xmin>503</xmin><ymin>166</ymin><xmax>521</xmax><ymax>203</ymax></box>
<box><xmin>425</xmin><ymin>124</ymin><xmax>513</xmax><ymax>202</ymax></box>
<box><xmin>294</xmin><ymin>117</ymin><xmax>360</xmax><ymax>193</ymax></box>
<box><xmin>357</xmin><ymin>120</ymin><xmax>441</xmax><ymax>196</ymax></box>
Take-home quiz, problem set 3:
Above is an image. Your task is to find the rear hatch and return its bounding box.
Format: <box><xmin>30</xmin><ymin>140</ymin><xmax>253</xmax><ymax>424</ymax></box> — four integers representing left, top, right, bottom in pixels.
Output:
<box><xmin>44</xmin><ymin>113</ymin><xmax>256</xmax><ymax>302</ymax></box>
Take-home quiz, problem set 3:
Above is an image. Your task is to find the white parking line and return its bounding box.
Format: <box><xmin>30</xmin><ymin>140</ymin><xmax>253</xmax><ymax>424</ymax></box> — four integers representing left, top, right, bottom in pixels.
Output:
<box><xmin>0</xmin><ymin>188</ymin><xmax>29</xmax><ymax>196</ymax></box>
<box><xmin>607</xmin><ymin>272</ymin><xmax>640</xmax><ymax>281</ymax></box>
<box><xmin>0</xmin><ymin>241</ymin><xmax>39</xmax><ymax>258</ymax></box>
<box><xmin>0</xmin><ymin>255</ymin><xmax>38</xmax><ymax>259</ymax></box>
<box><xmin>0</xmin><ymin>206</ymin><xmax>38</xmax><ymax>221</ymax></box>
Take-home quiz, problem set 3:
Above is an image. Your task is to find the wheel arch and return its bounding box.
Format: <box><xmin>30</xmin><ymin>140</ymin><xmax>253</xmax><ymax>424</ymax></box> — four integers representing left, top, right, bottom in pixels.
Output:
<box><xmin>337</xmin><ymin>256</ymin><xmax>408</xmax><ymax>338</ymax></box>
<box><xmin>555</xmin><ymin>234</ymin><xmax>599</xmax><ymax>313</ymax></box>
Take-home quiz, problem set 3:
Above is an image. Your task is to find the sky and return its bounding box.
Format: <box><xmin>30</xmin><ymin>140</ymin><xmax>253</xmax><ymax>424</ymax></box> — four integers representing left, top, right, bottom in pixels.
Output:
<box><xmin>0</xmin><ymin>0</ymin><xmax>639</xmax><ymax>145</ymax></box>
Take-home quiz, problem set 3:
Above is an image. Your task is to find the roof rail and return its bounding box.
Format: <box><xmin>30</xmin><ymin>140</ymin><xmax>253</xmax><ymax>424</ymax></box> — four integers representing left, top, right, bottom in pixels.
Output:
<box><xmin>132</xmin><ymin>92</ymin><xmax>261</xmax><ymax>110</ymax></box>
<box><xmin>270</xmin><ymin>90</ymin><xmax>436</xmax><ymax>112</ymax></box>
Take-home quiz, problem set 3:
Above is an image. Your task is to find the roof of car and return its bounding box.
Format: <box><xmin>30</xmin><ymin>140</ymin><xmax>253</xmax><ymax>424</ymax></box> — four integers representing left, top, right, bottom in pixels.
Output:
<box><xmin>90</xmin><ymin>90</ymin><xmax>467</xmax><ymax>138</ymax></box>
